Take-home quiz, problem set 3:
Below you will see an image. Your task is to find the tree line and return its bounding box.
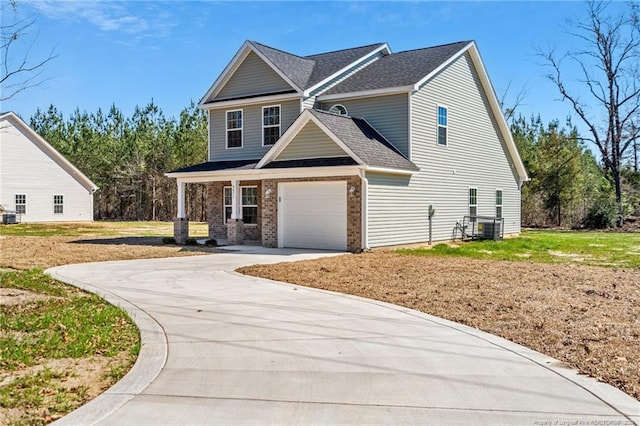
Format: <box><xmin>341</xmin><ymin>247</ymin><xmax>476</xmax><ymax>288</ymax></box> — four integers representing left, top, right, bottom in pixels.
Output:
<box><xmin>511</xmin><ymin>115</ymin><xmax>640</xmax><ymax>229</ymax></box>
<box><xmin>30</xmin><ymin>101</ymin><xmax>208</xmax><ymax>221</ymax></box>
<box><xmin>27</xmin><ymin>100</ymin><xmax>640</xmax><ymax>228</ymax></box>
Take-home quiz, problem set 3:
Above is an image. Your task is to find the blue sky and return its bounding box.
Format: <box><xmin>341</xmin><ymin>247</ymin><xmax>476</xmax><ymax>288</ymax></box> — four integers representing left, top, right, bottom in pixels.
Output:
<box><xmin>1</xmin><ymin>1</ymin><xmax>622</xmax><ymax>134</ymax></box>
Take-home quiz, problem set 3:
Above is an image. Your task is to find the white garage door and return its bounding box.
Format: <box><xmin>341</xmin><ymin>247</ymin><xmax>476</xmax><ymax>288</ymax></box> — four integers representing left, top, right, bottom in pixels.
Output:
<box><xmin>278</xmin><ymin>181</ymin><xmax>347</xmax><ymax>251</ymax></box>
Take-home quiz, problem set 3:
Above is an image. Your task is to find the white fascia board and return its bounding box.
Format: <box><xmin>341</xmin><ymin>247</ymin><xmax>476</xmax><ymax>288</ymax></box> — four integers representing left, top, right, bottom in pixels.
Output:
<box><xmin>0</xmin><ymin>112</ymin><xmax>99</xmax><ymax>193</ymax></box>
<box><xmin>413</xmin><ymin>42</ymin><xmax>474</xmax><ymax>90</ymax></box>
<box><xmin>199</xmin><ymin>41</ymin><xmax>252</xmax><ymax>107</ymax></box>
<box><xmin>303</xmin><ymin>43</ymin><xmax>391</xmax><ymax>97</ymax></box>
<box><xmin>248</xmin><ymin>42</ymin><xmax>304</xmax><ymax>94</ymax></box>
<box><xmin>200</xmin><ymin>92</ymin><xmax>301</xmax><ymax>110</ymax></box>
<box><xmin>316</xmin><ymin>86</ymin><xmax>413</xmax><ymax>102</ymax></box>
<box><xmin>466</xmin><ymin>44</ymin><xmax>529</xmax><ymax>182</ymax></box>
<box><xmin>364</xmin><ymin>166</ymin><xmax>417</xmax><ymax>176</ymax></box>
<box><xmin>166</xmin><ymin>165</ymin><xmax>362</xmax><ymax>183</ymax></box>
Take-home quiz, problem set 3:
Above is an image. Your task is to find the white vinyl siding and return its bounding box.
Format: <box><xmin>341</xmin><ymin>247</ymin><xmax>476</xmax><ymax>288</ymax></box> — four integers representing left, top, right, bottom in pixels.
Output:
<box><xmin>0</xmin><ymin>117</ymin><xmax>94</xmax><ymax>222</ymax></box>
<box><xmin>216</xmin><ymin>51</ymin><xmax>293</xmax><ymax>100</ymax></box>
<box><xmin>408</xmin><ymin>51</ymin><xmax>521</xmax><ymax>240</ymax></box>
<box><xmin>366</xmin><ymin>51</ymin><xmax>521</xmax><ymax>247</ymax></box>
<box><xmin>210</xmin><ymin>99</ymin><xmax>300</xmax><ymax>161</ymax></box>
<box><xmin>320</xmin><ymin>93</ymin><xmax>409</xmax><ymax>157</ymax></box>
<box><xmin>277</xmin><ymin>121</ymin><xmax>348</xmax><ymax>161</ymax></box>
<box><xmin>366</xmin><ymin>173</ymin><xmax>430</xmax><ymax>247</ymax></box>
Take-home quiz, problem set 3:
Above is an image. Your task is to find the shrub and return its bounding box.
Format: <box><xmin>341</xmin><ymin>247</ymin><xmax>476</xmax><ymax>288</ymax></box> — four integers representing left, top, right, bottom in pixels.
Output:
<box><xmin>583</xmin><ymin>196</ymin><xmax>616</xmax><ymax>229</ymax></box>
<box><xmin>161</xmin><ymin>237</ymin><xmax>176</xmax><ymax>244</ymax></box>
<box><xmin>184</xmin><ymin>238</ymin><xmax>198</xmax><ymax>246</ymax></box>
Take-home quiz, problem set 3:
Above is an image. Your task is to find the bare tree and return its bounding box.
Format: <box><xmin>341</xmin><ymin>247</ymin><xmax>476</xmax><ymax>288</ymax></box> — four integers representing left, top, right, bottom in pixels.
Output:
<box><xmin>541</xmin><ymin>1</ymin><xmax>640</xmax><ymax>227</ymax></box>
<box><xmin>1</xmin><ymin>0</ymin><xmax>56</xmax><ymax>101</ymax></box>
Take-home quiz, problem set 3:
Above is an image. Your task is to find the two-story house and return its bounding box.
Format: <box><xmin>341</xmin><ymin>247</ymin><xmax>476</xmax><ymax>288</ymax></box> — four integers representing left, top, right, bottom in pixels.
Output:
<box><xmin>166</xmin><ymin>40</ymin><xmax>528</xmax><ymax>251</ymax></box>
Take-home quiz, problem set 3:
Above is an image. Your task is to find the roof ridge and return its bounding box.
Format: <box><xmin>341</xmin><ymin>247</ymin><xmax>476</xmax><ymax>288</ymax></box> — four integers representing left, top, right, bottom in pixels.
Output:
<box><xmin>393</xmin><ymin>40</ymin><xmax>472</xmax><ymax>55</ymax></box>
<box><xmin>304</xmin><ymin>42</ymin><xmax>386</xmax><ymax>58</ymax></box>
<box><xmin>249</xmin><ymin>40</ymin><xmax>314</xmax><ymax>62</ymax></box>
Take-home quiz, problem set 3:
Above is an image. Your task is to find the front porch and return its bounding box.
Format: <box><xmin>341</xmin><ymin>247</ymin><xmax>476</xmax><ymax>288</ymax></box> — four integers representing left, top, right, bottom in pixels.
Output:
<box><xmin>171</xmin><ymin>174</ymin><xmax>362</xmax><ymax>252</ymax></box>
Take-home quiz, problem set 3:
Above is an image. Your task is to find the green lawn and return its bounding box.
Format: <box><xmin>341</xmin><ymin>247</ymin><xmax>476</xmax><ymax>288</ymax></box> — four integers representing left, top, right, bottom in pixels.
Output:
<box><xmin>0</xmin><ymin>220</ymin><xmax>209</xmax><ymax>237</ymax></box>
<box><xmin>400</xmin><ymin>230</ymin><xmax>640</xmax><ymax>269</ymax></box>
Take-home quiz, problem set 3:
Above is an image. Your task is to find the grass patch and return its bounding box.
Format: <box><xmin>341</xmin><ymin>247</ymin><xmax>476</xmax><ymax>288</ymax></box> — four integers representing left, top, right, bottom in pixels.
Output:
<box><xmin>0</xmin><ymin>221</ymin><xmax>209</xmax><ymax>237</ymax></box>
<box><xmin>1</xmin><ymin>271</ymin><xmax>139</xmax><ymax>371</ymax></box>
<box><xmin>1</xmin><ymin>269</ymin><xmax>140</xmax><ymax>424</ymax></box>
<box><xmin>400</xmin><ymin>230</ymin><xmax>640</xmax><ymax>268</ymax></box>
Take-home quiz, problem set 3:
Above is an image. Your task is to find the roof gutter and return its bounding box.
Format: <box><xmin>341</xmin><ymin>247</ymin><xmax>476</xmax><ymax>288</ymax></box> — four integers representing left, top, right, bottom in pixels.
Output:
<box><xmin>316</xmin><ymin>85</ymin><xmax>414</xmax><ymax>102</ymax></box>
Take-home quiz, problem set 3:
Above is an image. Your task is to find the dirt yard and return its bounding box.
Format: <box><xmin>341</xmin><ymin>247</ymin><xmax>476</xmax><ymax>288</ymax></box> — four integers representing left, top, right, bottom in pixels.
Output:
<box><xmin>239</xmin><ymin>252</ymin><xmax>640</xmax><ymax>401</ymax></box>
<box><xmin>0</xmin><ymin>235</ymin><xmax>216</xmax><ymax>270</ymax></box>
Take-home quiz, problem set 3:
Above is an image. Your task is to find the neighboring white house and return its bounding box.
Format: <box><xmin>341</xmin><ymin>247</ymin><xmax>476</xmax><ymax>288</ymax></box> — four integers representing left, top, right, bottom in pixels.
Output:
<box><xmin>167</xmin><ymin>40</ymin><xmax>529</xmax><ymax>251</ymax></box>
<box><xmin>0</xmin><ymin>112</ymin><xmax>98</xmax><ymax>222</ymax></box>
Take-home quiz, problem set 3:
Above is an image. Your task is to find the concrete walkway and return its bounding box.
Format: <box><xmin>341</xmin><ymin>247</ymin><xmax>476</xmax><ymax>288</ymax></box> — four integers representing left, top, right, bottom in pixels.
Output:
<box><xmin>47</xmin><ymin>247</ymin><xmax>640</xmax><ymax>425</ymax></box>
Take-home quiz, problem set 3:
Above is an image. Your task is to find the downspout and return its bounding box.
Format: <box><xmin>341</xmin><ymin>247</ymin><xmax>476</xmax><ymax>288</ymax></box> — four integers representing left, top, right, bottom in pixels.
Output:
<box><xmin>360</xmin><ymin>169</ymin><xmax>369</xmax><ymax>250</ymax></box>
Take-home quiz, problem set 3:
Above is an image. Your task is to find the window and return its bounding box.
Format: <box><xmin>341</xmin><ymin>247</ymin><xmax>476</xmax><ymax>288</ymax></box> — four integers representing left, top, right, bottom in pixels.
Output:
<box><xmin>223</xmin><ymin>186</ymin><xmax>258</xmax><ymax>225</ymax></box>
<box><xmin>262</xmin><ymin>105</ymin><xmax>280</xmax><ymax>146</ymax></box>
<box><xmin>495</xmin><ymin>189</ymin><xmax>503</xmax><ymax>218</ymax></box>
<box><xmin>469</xmin><ymin>187</ymin><xmax>477</xmax><ymax>219</ymax></box>
<box><xmin>54</xmin><ymin>195</ymin><xmax>64</xmax><ymax>214</ymax></box>
<box><xmin>226</xmin><ymin>110</ymin><xmax>243</xmax><ymax>148</ymax></box>
<box><xmin>15</xmin><ymin>194</ymin><xmax>26</xmax><ymax>214</ymax></box>
<box><xmin>437</xmin><ymin>106</ymin><xmax>448</xmax><ymax>146</ymax></box>
<box><xmin>241</xmin><ymin>187</ymin><xmax>258</xmax><ymax>225</ymax></box>
<box><xmin>329</xmin><ymin>104</ymin><xmax>348</xmax><ymax>115</ymax></box>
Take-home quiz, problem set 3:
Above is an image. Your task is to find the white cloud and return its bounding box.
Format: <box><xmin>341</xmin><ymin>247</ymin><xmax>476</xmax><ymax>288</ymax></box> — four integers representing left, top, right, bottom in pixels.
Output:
<box><xmin>27</xmin><ymin>1</ymin><xmax>162</xmax><ymax>37</ymax></box>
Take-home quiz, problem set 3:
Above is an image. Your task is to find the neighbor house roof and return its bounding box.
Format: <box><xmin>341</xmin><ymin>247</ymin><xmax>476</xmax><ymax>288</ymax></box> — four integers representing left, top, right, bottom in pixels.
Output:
<box><xmin>0</xmin><ymin>112</ymin><xmax>99</xmax><ymax>193</ymax></box>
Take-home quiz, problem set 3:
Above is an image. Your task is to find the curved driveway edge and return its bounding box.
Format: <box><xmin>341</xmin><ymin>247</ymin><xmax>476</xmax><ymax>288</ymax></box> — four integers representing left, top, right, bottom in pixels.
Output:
<box><xmin>46</xmin><ymin>249</ymin><xmax>640</xmax><ymax>425</ymax></box>
<box><xmin>46</xmin><ymin>268</ymin><xmax>168</xmax><ymax>425</ymax></box>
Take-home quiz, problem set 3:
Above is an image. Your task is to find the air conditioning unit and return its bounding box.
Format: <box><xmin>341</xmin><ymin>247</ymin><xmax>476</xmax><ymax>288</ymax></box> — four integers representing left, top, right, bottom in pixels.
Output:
<box><xmin>2</xmin><ymin>213</ymin><xmax>17</xmax><ymax>224</ymax></box>
<box><xmin>478</xmin><ymin>221</ymin><xmax>500</xmax><ymax>240</ymax></box>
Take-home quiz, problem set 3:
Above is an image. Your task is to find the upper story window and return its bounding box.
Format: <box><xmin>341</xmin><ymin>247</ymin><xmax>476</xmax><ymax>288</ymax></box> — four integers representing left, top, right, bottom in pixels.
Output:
<box><xmin>226</xmin><ymin>109</ymin><xmax>243</xmax><ymax>149</ymax></box>
<box><xmin>54</xmin><ymin>195</ymin><xmax>64</xmax><ymax>214</ymax></box>
<box><xmin>329</xmin><ymin>104</ymin><xmax>348</xmax><ymax>115</ymax></box>
<box><xmin>437</xmin><ymin>105</ymin><xmax>448</xmax><ymax>146</ymax></box>
<box><xmin>15</xmin><ymin>194</ymin><xmax>26</xmax><ymax>214</ymax></box>
<box><xmin>495</xmin><ymin>189</ymin><xmax>503</xmax><ymax>218</ymax></box>
<box><xmin>469</xmin><ymin>187</ymin><xmax>477</xmax><ymax>219</ymax></box>
<box><xmin>262</xmin><ymin>105</ymin><xmax>281</xmax><ymax>146</ymax></box>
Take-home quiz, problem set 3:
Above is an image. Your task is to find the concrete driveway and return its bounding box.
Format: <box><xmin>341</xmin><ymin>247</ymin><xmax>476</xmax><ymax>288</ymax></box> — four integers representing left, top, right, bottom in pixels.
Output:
<box><xmin>47</xmin><ymin>247</ymin><xmax>640</xmax><ymax>425</ymax></box>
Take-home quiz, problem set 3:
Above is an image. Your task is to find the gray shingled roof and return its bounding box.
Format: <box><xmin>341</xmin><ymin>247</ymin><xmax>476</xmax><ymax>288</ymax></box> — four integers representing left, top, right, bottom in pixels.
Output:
<box><xmin>169</xmin><ymin>159</ymin><xmax>259</xmax><ymax>173</ymax></box>
<box><xmin>304</xmin><ymin>43</ymin><xmax>386</xmax><ymax>88</ymax></box>
<box><xmin>322</xmin><ymin>41</ymin><xmax>471</xmax><ymax>95</ymax></box>
<box><xmin>308</xmin><ymin>109</ymin><xmax>419</xmax><ymax>171</ymax></box>
<box><xmin>250</xmin><ymin>41</ymin><xmax>386</xmax><ymax>91</ymax></box>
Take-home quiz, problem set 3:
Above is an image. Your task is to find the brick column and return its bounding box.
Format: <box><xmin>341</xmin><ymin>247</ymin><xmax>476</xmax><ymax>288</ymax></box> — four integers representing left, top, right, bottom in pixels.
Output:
<box><xmin>346</xmin><ymin>176</ymin><xmax>362</xmax><ymax>252</ymax></box>
<box><xmin>227</xmin><ymin>219</ymin><xmax>244</xmax><ymax>245</ymax></box>
<box><xmin>174</xmin><ymin>218</ymin><xmax>189</xmax><ymax>244</ymax></box>
<box><xmin>261</xmin><ymin>179</ymin><xmax>277</xmax><ymax>247</ymax></box>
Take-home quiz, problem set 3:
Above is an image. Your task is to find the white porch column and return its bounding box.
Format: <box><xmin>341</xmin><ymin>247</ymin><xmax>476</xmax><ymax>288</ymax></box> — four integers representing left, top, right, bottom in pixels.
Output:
<box><xmin>231</xmin><ymin>179</ymin><xmax>242</xmax><ymax>220</ymax></box>
<box><xmin>177</xmin><ymin>180</ymin><xmax>186</xmax><ymax>219</ymax></box>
